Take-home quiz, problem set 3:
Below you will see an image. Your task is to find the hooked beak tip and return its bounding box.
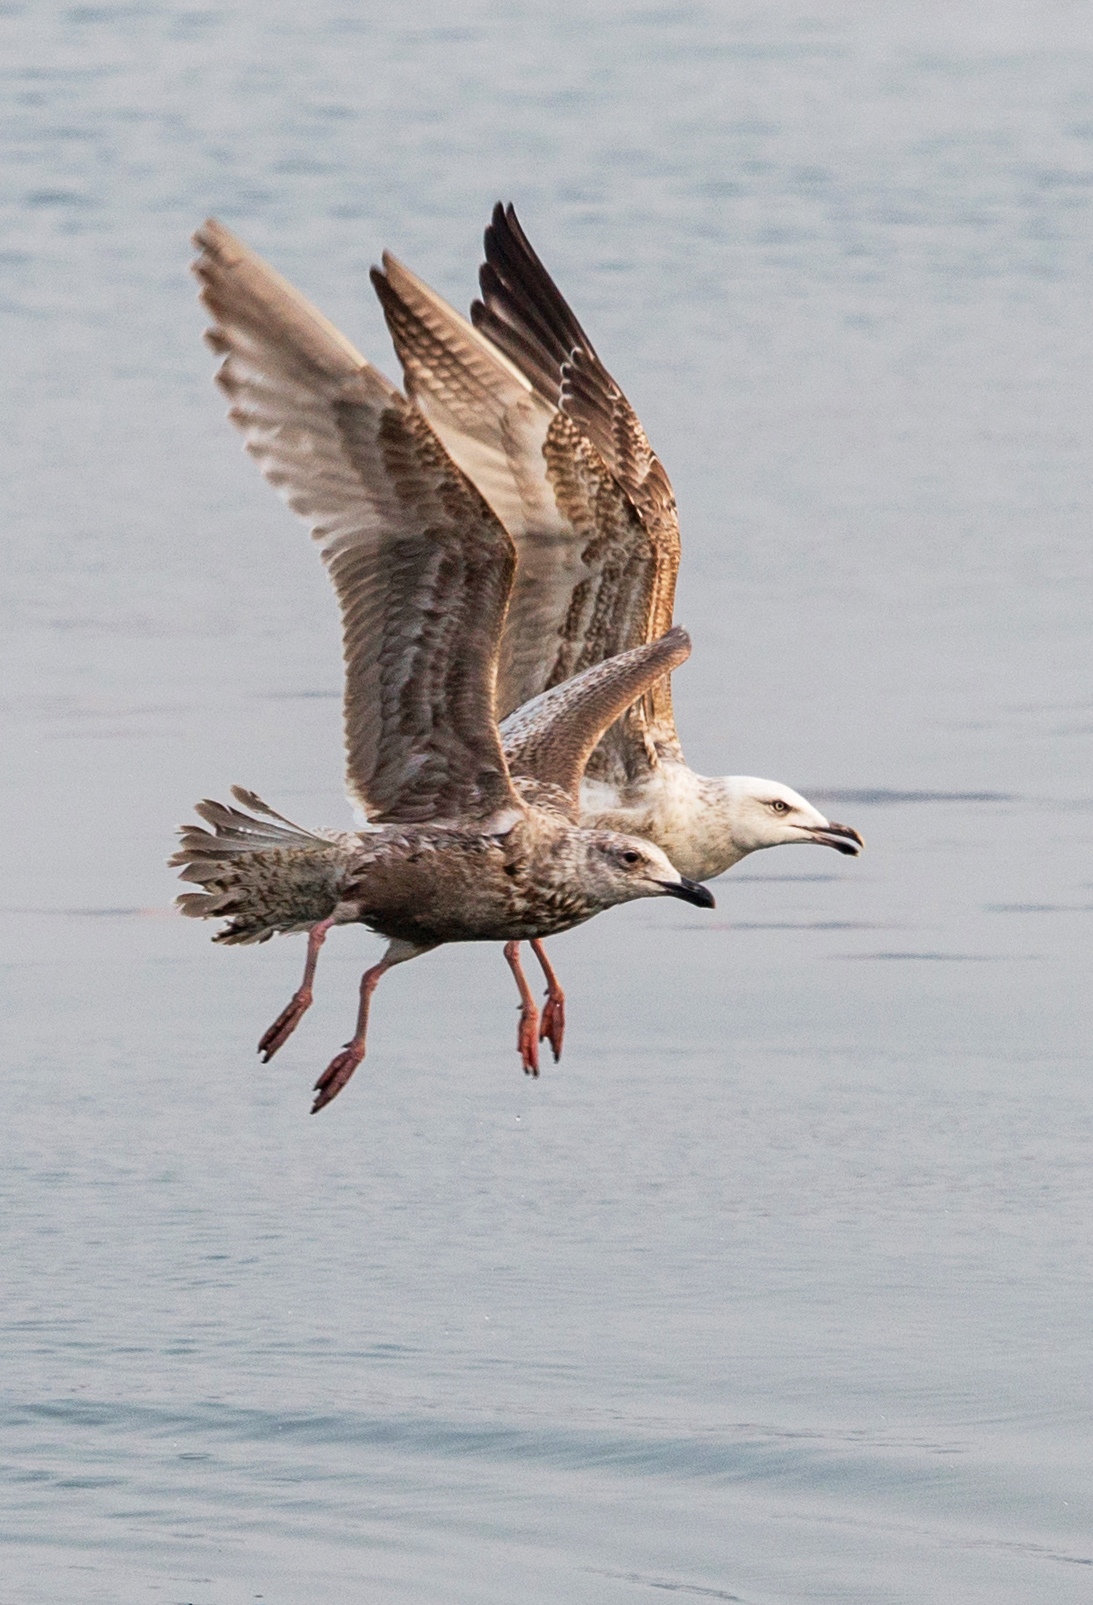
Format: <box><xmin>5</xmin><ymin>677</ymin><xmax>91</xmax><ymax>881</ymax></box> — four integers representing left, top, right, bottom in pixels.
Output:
<box><xmin>811</xmin><ymin>821</ymin><xmax>865</xmax><ymax>856</ymax></box>
<box><xmin>661</xmin><ymin>876</ymin><xmax>716</xmax><ymax>909</ymax></box>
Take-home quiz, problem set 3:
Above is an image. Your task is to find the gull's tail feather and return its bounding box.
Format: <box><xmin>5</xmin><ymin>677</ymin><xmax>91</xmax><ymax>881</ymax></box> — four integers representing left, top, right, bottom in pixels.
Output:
<box><xmin>227</xmin><ymin>785</ymin><xmax>323</xmax><ymax>834</ymax></box>
<box><xmin>170</xmin><ymin>792</ymin><xmax>351</xmax><ymax>945</ymax></box>
<box><xmin>170</xmin><ymin>790</ymin><xmax>330</xmax><ymax>868</ymax></box>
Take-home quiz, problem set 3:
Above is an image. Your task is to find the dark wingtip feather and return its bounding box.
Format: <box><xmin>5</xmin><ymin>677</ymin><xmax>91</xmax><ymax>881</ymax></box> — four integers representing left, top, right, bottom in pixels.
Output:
<box><xmin>474</xmin><ymin>203</ymin><xmax>598</xmax><ymax>397</ymax></box>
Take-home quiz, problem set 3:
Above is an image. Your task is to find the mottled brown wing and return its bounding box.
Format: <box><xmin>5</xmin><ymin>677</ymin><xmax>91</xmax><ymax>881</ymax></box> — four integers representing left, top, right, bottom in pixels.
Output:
<box><xmin>193</xmin><ymin>219</ymin><xmax>520</xmax><ymax>829</ymax></box>
<box><xmin>499</xmin><ymin>629</ymin><xmax>692</xmax><ymax>820</ymax></box>
<box><xmin>471</xmin><ymin>203</ymin><xmax>683</xmax><ymax>762</ymax></box>
<box><xmin>373</xmin><ymin>249</ymin><xmax>675</xmax><ymax>786</ymax></box>
<box><xmin>371</xmin><ymin>252</ymin><xmax>665</xmax><ymax>753</ymax></box>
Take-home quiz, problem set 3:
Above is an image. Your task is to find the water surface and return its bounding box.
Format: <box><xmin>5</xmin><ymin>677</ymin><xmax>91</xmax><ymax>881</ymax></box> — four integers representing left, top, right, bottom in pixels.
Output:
<box><xmin>1</xmin><ymin>3</ymin><xmax>1091</xmax><ymax>1601</ymax></box>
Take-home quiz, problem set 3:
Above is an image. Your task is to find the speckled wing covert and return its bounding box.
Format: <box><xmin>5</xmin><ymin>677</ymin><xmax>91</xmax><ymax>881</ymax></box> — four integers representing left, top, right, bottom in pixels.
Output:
<box><xmin>192</xmin><ymin>220</ymin><xmax>521</xmax><ymax>830</ymax></box>
<box><xmin>500</xmin><ymin>628</ymin><xmax>692</xmax><ymax>821</ymax></box>
<box><xmin>371</xmin><ymin>210</ymin><xmax>683</xmax><ymax>788</ymax></box>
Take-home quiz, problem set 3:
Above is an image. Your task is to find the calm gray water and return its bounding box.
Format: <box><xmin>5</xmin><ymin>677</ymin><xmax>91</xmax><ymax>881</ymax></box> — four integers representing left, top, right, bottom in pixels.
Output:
<box><xmin>2</xmin><ymin>3</ymin><xmax>1092</xmax><ymax>1600</ymax></box>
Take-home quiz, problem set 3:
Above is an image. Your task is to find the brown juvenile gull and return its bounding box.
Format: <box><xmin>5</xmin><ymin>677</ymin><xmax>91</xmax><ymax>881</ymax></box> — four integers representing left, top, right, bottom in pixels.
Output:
<box><xmin>172</xmin><ymin>220</ymin><xmax>713</xmax><ymax>1111</ymax></box>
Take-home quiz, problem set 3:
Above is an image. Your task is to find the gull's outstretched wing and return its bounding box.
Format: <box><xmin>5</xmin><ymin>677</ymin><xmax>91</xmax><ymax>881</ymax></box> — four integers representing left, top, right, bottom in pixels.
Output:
<box><xmin>500</xmin><ymin>628</ymin><xmax>692</xmax><ymax>821</ymax></box>
<box><xmin>474</xmin><ymin>205</ymin><xmax>679</xmax><ymax>562</ymax></box>
<box><xmin>193</xmin><ymin>219</ymin><xmax>520</xmax><ymax>829</ymax></box>
<box><xmin>472</xmin><ymin>205</ymin><xmax>683</xmax><ymax>758</ymax></box>
<box><xmin>372</xmin><ymin>237</ymin><xmax>680</xmax><ymax>788</ymax></box>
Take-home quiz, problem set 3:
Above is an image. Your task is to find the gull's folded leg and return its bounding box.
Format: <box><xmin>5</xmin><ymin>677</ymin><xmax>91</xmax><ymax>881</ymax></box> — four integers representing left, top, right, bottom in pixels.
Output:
<box><xmin>312</xmin><ymin>939</ymin><xmax>432</xmax><ymax>1113</ymax></box>
<box><xmin>503</xmin><ymin>941</ymin><xmax>540</xmax><ymax>1077</ymax></box>
<box><xmin>258</xmin><ymin>915</ymin><xmax>334</xmax><ymax>1061</ymax></box>
<box><xmin>530</xmin><ymin>938</ymin><xmax>565</xmax><ymax>1063</ymax></box>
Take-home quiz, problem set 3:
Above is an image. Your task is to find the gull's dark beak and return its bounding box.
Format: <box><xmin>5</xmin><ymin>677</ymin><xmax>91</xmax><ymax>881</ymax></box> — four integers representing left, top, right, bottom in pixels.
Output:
<box><xmin>809</xmin><ymin>822</ymin><xmax>865</xmax><ymax>857</ymax></box>
<box><xmin>660</xmin><ymin>877</ymin><xmax>716</xmax><ymax>908</ymax></box>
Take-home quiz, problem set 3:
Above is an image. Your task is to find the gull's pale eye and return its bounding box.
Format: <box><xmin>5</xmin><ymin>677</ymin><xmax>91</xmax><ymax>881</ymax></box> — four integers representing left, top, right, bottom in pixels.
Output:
<box><xmin>769</xmin><ymin>799</ymin><xmax>790</xmax><ymax>814</ymax></box>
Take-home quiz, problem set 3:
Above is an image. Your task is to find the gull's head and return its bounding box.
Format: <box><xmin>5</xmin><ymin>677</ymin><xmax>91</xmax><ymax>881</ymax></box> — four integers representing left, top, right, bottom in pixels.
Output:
<box><xmin>584</xmin><ymin>833</ymin><xmax>716</xmax><ymax>910</ymax></box>
<box><xmin>721</xmin><ymin>777</ymin><xmax>864</xmax><ymax>859</ymax></box>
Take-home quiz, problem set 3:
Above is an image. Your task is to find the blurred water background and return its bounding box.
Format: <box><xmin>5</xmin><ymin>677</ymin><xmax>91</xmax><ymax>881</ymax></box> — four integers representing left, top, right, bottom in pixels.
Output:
<box><xmin>2</xmin><ymin>3</ymin><xmax>1092</xmax><ymax>1601</ymax></box>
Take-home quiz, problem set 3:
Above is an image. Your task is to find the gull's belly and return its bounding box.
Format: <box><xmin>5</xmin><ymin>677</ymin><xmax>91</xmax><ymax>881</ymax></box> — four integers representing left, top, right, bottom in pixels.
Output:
<box><xmin>345</xmin><ymin>832</ymin><xmax>591</xmax><ymax>946</ymax></box>
<box><xmin>362</xmin><ymin>889</ymin><xmax>589</xmax><ymax>947</ymax></box>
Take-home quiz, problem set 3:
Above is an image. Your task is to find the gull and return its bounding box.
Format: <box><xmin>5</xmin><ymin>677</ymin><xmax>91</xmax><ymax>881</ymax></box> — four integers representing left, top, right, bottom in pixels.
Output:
<box><xmin>172</xmin><ymin>220</ymin><xmax>714</xmax><ymax>1111</ymax></box>
<box><xmin>370</xmin><ymin>205</ymin><xmax>864</xmax><ymax>887</ymax></box>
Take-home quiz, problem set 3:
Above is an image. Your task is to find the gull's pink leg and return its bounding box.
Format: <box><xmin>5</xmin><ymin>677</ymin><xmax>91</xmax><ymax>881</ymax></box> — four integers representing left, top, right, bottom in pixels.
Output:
<box><xmin>258</xmin><ymin>915</ymin><xmax>334</xmax><ymax>1061</ymax></box>
<box><xmin>312</xmin><ymin>939</ymin><xmax>430</xmax><ymax>1114</ymax></box>
<box><xmin>530</xmin><ymin>938</ymin><xmax>566</xmax><ymax>1063</ymax></box>
<box><xmin>504</xmin><ymin>940</ymin><xmax>540</xmax><ymax>1077</ymax></box>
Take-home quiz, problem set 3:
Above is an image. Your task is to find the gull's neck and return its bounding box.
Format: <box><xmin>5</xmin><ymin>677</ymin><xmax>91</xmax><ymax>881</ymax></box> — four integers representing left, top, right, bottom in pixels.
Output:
<box><xmin>579</xmin><ymin>763</ymin><xmax>753</xmax><ymax>882</ymax></box>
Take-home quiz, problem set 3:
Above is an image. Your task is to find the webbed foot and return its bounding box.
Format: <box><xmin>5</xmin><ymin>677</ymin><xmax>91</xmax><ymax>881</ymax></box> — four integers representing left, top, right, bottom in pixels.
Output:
<box><xmin>539</xmin><ymin>992</ymin><xmax>565</xmax><ymax>1063</ymax></box>
<box><xmin>311</xmin><ymin>1043</ymin><xmax>364</xmax><ymax>1113</ymax></box>
<box><xmin>258</xmin><ymin>988</ymin><xmax>313</xmax><ymax>1061</ymax></box>
<box><xmin>517</xmin><ymin>1005</ymin><xmax>540</xmax><ymax>1077</ymax></box>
